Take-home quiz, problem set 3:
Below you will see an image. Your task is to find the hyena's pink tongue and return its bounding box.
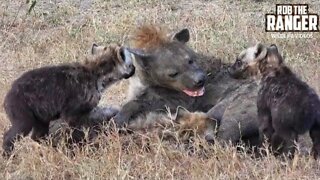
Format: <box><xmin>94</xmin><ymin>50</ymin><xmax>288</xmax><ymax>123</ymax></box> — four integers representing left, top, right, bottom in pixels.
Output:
<box><xmin>183</xmin><ymin>87</ymin><xmax>205</xmax><ymax>97</ymax></box>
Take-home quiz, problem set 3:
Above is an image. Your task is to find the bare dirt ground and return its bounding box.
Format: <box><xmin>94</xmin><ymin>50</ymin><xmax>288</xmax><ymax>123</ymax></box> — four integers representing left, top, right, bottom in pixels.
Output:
<box><xmin>0</xmin><ymin>0</ymin><xmax>319</xmax><ymax>179</ymax></box>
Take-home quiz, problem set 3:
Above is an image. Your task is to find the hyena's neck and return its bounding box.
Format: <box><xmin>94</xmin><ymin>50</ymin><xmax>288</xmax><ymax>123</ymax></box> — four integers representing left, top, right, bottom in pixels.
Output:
<box><xmin>127</xmin><ymin>74</ymin><xmax>147</xmax><ymax>101</ymax></box>
<box><xmin>83</xmin><ymin>56</ymin><xmax>114</xmax><ymax>77</ymax></box>
<box><xmin>76</xmin><ymin>61</ymin><xmax>116</xmax><ymax>93</ymax></box>
<box><xmin>260</xmin><ymin>64</ymin><xmax>293</xmax><ymax>80</ymax></box>
<box><xmin>96</xmin><ymin>75</ymin><xmax>117</xmax><ymax>93</ymax></box>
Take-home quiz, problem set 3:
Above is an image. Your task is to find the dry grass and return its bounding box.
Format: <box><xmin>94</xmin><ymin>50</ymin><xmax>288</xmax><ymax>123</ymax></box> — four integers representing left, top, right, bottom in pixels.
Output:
<box><xmin>0</xmin><ymin>0</ymin><xmax>319</xmax><ymax>179</ymax></box>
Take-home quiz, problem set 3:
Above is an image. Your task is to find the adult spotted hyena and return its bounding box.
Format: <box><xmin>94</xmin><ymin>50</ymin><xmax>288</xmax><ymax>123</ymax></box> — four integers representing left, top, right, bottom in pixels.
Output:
<box><xmin>3</xmin><ymin>44</ymin><xmax>135</xmax><ymax>154</ymax></box>
<box><xmin>199</xmin><ymin>57</ymin><xmax>260</xmax><ymax>147</ymax></box>
<box><xmin>113</xmin><ymin>25</ymin><xmax>207</xmax><ymax>127</ymax></box>
<box><xmin>236</xmin><ymin>43</ymin><xmax>320</xmax><ymax>158</ymax></box>
<box><xmin>206</xmin><ymin>80</ymin><xmax>259</xmax><ymax>147</ymax></box>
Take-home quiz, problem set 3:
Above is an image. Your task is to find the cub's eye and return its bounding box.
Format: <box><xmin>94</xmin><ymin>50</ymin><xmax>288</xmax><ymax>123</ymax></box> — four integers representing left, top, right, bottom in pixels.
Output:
<box><xmin>168</xmin><ymin>72</ymin><xmax>179</xmax><ymax>78</ymax></box>
<box><xmin>236</xmin><ymin>59</ymin><xmax>242</xmax><ymax>65</ymax></box>
<box><xmin>188</xmin><ymin>60</ymin><xmax>194</xmax><ymax>65</ymax></box>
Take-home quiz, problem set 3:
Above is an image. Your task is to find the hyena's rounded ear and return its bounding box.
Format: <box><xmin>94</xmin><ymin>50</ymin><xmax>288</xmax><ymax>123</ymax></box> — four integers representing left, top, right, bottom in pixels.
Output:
<box><xmin>175</xmin><ymin>106</ymin><xmax>189</xmax><ymax>122</ymax></box>
<box><xmin>91</xmin><ymin>43</ymin><xmax>99</xmax><ymax>55</ymax></box>
<box><xmin>254</xmin><ymin>43</ymin><xmax>268</xmax><ymax>61</ymax></box>
<box><xmin>268</xmin><ymin>44</ymin><xmax>284</xmax><ymax>65</ymax></box>
<box><xmin>269</xmin><ymin>44</ymin><xmax>278</xmax><ymax>52</ymax></box>
<box><xmin>91</xmin><ymin>43</ymin><xmax>106</xmax><ymax>55</ymax></box>
<box><xmin>171</xmin><ymin>28</ymin><xmax>190</xmax><ymax>43</ymax></box>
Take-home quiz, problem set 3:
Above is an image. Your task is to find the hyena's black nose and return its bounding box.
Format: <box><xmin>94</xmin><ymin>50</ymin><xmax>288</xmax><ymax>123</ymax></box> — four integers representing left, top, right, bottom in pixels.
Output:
<box><xmin>194</xmin><ymin>72</ymin><xmax>206</xmax><ymax>88</ymax></box>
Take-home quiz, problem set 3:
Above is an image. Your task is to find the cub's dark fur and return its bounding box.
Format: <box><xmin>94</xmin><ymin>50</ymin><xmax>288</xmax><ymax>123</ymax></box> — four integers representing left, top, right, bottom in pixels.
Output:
<box><xmin>3</xmin><ymin>44</ymin><xmax>135</xmax><ymax>154</ymax></box>
<box><xmin>239</xmin><ymin>43</ymin><xmax>320</xmax><ymax>158</ymax></box>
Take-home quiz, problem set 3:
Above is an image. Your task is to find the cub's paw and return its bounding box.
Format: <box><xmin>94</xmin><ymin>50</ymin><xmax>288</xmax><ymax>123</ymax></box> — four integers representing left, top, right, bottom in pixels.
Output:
<box><xmin>89</xmin><ymin>106</ymin><xmax>119</xmax><ymax>121</ymax></box>
<box><xmin>112</xmin><ymin>113</ymin><xmax>130</xmax><ymax>128</ymax></box>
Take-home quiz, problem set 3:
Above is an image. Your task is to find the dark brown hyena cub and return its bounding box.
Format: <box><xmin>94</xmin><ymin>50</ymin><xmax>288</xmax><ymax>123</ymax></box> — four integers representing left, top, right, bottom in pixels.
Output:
<box><xmin>237</xmin><ymin>43</ymin><xmax>320</xmax><ymax>158</ymax></box>
<box><xmin>3</xmin><ymin>44</ymin><xmax>135</xmax><ymax>154</ymax></box>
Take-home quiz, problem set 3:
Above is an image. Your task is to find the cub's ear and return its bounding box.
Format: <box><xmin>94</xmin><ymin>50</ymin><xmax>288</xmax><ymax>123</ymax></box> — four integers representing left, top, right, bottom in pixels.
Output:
<box><xmin>91</xmin><ymin>43</ymin><xmax>99</xmax><ymax>55</ymax></box>
<box><xmin>269</xmin><ymin>44</ymin><xmax>282</xmax><ymax>59</ymax></box>
<box><xmin>91</xmin><ymin>43</ymin><xmax>106</xmax><ymax>55</ymax></box>
<box><xmin>175</xmin><ymin>106</ymin><xmax>189</xmax><ymax>122</ymax></box>
<box><xmin>254</xmin><ymin>43</ymin><xmax>268</xmax><ymax>61</ymax></box>
<box><xmin>269</xmin><ymin>44</ymin><xmax>278</xmax><ymax>52</ymax></box>
<box><xmin>267</xmin><ymin>44</ymin><xmax>283</xmax><ymax>65</ymax></box>
<box><xmin>126</xmin><ymin>48</ymin><xmax>152</xmax><ymax>70</ymax></box>
<box><xmin>172</xmin><ymin>28</ymin><xmax>190</xmax><ymax>43</ymax></box>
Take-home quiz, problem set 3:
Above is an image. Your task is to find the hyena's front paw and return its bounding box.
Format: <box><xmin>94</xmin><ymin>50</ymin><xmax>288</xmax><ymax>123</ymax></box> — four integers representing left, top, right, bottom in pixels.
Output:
<box><xmin>89</xmin><ymin>106</ymin><xmax>119</xmax><ymax>121</ymax></box>
<box><xmin>113</xmin><ymin>113</ymin><xmax>131</xmax><ymax>128</ymax></box>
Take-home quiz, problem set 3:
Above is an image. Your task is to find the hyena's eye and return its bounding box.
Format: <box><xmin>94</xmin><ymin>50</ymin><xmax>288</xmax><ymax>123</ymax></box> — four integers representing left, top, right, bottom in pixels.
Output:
<box><xmin>236</xmin><ymin>59</ymin><xmax>242</xmax><ymax>66</ymax></box>
<box><xmin>168</xmin><ymin>71</ymin><xmax>179</xmax><ymax>78</ymax></box>
<box><xmin>188</xmin><ymin>60</ymin><xmax>194</xmax><ymax>65</ymax></box>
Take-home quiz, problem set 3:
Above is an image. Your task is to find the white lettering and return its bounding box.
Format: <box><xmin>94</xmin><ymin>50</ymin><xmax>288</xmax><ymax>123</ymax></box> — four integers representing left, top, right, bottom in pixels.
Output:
<box><xmin>309</xmin><ymin>15</ymin><xmax>319</xmax><ymax>31</ymax></box>
<box><xmin>284</xmin><ymin>15</ymin><xmax>293</xmax><ymax>30</ymax></box>
<box><xmin>266</xmin><ymin>15</ymin><xmax>276</xmax><ymax>31</ymax></box>
<box><xmin>276</xmin><ymin>15</ymin><xmax>284</xmax><ymax>31</ymax></box>
<box><xmin>301</xmin><ymin>16</ymin><xmax>309</xmax><ymax>31</ymax></box>
<box><xmin>293</xmin><ymin>16</ymin><xmax>301</xmax><ymax>31</ymax></box>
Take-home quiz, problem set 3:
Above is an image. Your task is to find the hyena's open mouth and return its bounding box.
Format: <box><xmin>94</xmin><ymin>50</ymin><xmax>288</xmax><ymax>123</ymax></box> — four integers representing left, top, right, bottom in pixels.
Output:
<box><xmin>182</xmin><ymin>87</ymin><xmax>205</xmax><ymax>97</ymax></box>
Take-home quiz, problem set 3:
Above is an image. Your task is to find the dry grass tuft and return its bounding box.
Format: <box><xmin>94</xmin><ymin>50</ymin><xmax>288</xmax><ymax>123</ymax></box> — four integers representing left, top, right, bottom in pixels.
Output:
<box><xmin>0</xmin><ymin>0</ymin><xmax>319</xmax><ymax>179</ymax></box>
